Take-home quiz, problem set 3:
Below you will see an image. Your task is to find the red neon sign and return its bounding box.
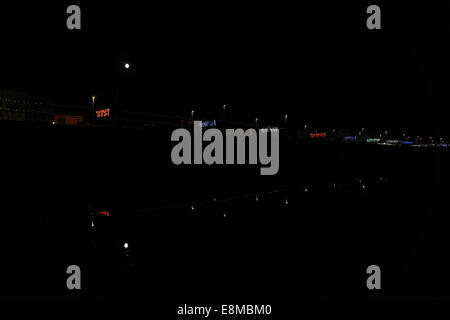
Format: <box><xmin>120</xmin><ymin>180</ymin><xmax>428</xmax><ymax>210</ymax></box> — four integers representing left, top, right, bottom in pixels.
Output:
<box><xmin>97</xmin><ymin>210</ymin><xmax>110</xmax><ymax>217</ymax></box>
<box><xmin>96</xmin><ymin>108</ymin><xmax>110</xmax><ymax>118</ymax></box>
<box><xmin>310</xmin><ymin>132</ymin><xmax>327</xmax><ymax>138</ymax></box>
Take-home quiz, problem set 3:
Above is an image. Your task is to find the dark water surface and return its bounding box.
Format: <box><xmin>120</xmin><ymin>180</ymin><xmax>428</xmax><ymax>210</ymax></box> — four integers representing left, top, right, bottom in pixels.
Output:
<box><xmin>3</xmin><ymin>122</ymin><xmax>449</xmax><ymax>299</ymax></box>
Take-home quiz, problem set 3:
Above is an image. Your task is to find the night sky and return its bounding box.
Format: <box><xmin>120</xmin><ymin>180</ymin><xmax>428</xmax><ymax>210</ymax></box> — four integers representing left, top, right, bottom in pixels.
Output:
<box><xmin>2</xmin><ymin>2</ymin><xmax>450</xmax><ymax>132</ymax></box>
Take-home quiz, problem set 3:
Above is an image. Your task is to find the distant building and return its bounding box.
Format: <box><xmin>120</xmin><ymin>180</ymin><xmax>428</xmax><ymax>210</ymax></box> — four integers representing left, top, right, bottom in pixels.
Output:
<box><xmin>0</xmin><ymin>91</ymin><xmax>85</xmax><ymax>125</ymax></box>
<box><xmin>54</xmin><ymin>113</ymin><xmax>84</xmax><ymax>125</ymax></box>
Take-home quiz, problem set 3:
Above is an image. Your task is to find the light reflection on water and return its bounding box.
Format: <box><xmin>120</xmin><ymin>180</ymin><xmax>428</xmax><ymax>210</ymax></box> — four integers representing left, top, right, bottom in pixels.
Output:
<box><xmin>29</xmin><ymin>171</ymin><xmax>437</xmax><ymax>298</ymax></box>
<box><xmin>87</xmin><ymin>175</ymin><xmax>389</xmax><ymax>242</ymax></box>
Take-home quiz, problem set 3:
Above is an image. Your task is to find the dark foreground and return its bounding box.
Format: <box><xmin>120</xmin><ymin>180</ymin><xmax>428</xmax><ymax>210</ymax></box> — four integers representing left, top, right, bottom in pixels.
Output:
<box><xmin>2</xmin><ymin>121</ymin><xmax>450</xmax><ymax>299</ymax></box>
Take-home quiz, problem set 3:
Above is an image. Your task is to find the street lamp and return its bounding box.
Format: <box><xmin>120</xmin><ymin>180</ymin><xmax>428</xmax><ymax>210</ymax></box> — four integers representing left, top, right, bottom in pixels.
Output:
<box><xmin>91</xmin><ymin>96</ymin><xmax>96</xmax><ymax>113</ymax></box>
<box><xmin>255</xmin><ymin>117</ymin><xmax>259</xmax><ymax>126</ymax></box>
<box><xmin>284</xmin><ymin>114</ymin><xmax>288</xmax><ymax>126</ymax></box>
<box><xmin>191</xmin><ymin>109</ymin><xmax>195</xmax><ymax>120</ymax></box>
<box><xmin>124</xmin><ymin>63</ymin><xmax>130</xmax><ymax>69</ymax></box>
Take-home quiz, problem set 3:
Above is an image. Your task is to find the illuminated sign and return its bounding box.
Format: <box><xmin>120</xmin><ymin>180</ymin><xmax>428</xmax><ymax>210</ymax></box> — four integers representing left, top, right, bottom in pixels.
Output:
<box><xmin>96</xmin><ymin>108</ymin><xmax>110</xmax><ymax>118</ymax></box>
<box><xmin>366</xmin><ymin>138</ymin><xmax>381</xmax><ymax>143</ymax></box>
<box><xmin>54</xmin><ymin>115</ymin><xmax>83</xmax><ymax>125</ymax></box>
<box><xmin>344</xmin><ymin>136</ymin><xmax>357</xmax><ymax>141</ymax></box>
<box><xmin>310</xmin><ymin>132</ymin><xmax>327</xmax><ymax>138</ymax></box>
<box><xmin>202</xmin><ymin>120</ymin><xmax>216</xmax><ymax>128</ymax></box>
<box><xmin>97</xmin><ymin>210</ymin><xmax>110</xmax><ymax>217</ymax></box>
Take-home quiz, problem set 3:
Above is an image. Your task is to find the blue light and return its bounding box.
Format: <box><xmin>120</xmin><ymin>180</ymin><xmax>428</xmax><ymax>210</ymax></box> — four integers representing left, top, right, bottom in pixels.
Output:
<box><xmin>202</xmin><ymin>120</ymin><xmax>216</xmax><ymax>128</ymax></box>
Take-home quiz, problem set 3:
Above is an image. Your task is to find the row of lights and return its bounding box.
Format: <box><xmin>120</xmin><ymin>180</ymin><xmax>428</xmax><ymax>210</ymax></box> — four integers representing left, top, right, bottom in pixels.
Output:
<box><xmin>90</xmin><ymin>62</ymin><xmax>440</xmax><ymax>140</ymax></box>
<box><xmin>91</xmin><ymin>178</ymin><xmax>384</xmax><ymax>250</ymax></box>
<box><xmin>189</xmin><ymin>180</ymin><xmax>372</xmax><ymax>216</ymax></box>
<box><xmin>78</xmin><ymin>66</ymin><xmax>439</xmax><ymax>143</ymax></box>
<box><xmin>0</xmin><ymin>96</ymin><xmax>45</xmax><ymax>105</ymax></box>
<box><xmin>1</xmin><ymin>60</ymin><xmax>447</xmax><ymax>143</ymax></box>
<box><xmin>188</xmin><ymin>111</ymin><xmax>446</xmax><ymax>143</ymax></box>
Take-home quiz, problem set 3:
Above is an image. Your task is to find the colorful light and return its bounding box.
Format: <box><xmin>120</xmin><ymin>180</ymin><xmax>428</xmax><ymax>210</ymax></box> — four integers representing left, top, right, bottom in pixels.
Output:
<box><xmin>202</xmin><ymin>120</ymin><xmax>216</xmax><ymax>128</ymax></box>
<box><xmin>309</xmin><ymin>132</ymin><xmax>326</xmax><ymax>138</ymax></box>
<box><xmin>97</xmin><ymin>210</ymin><xmax>110</xmax><ymax>217</ymax></box>
<box><xmin>96</xmin><ymin>108</ymin><xmax>110</xmax><ymax>118</ymax></box>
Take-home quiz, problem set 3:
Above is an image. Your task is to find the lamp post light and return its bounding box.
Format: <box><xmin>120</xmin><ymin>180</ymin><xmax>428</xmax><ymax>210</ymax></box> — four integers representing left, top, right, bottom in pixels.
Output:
<box><xmin>255</xmin><ymin>117</ymin><xmax>259</xmax><ymax>126</ymax></box>
<box><xmin>124</xmin><ymin>63</ymin><xmax>130</xmax><ymax>69</ymax></box>
<box><xmin>91</xmin><ymin>96</ymin><xmax>96</xmax><ymax>113</ymax></box>
<box><xmin>284</xmin><ymin>114</ymin><xmax>288</xmax><ymax>126</ymax></box>
<box><xmin>191</xmin><ymin>109</ymin><xmax>195</xmax><ymax>120</ymax></box>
